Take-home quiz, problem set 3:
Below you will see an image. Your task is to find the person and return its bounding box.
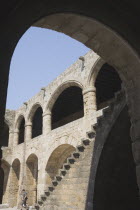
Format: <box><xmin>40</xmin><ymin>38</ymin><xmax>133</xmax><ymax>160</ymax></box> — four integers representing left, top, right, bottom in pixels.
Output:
<box><xmin>21</xmin><ymin>189</ymin><xmax>28</xmax><ymax>208</ymax></box>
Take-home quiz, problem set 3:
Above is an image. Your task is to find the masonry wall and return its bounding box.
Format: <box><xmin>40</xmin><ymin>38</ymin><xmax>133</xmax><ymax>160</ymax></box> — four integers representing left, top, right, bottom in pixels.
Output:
<box><xmin>1</xmin><ymin>51</ymin><xmax>99</xmax><ymax>207</ymax></box>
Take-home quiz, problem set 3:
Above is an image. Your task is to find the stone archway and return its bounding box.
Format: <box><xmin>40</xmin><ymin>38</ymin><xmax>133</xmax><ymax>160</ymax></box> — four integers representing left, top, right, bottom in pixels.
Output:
<box><xmin>0</xmin><ymin>6</ymin><xmax>140</xmax><ymax>208</ymax></box>
<box><xmin>26</xmin><ymin>154</ymin><xmax>38</xmax><ymax>206</ymax></box>
<box><xmin>45</xmin><ymin>144</ymin><xmax>75</xmax><ymax>187</ymax></box>
<box><xmin>10</xmin><ymin>159</ymin><xmax>20</xmax><ymax>207</ymax></box>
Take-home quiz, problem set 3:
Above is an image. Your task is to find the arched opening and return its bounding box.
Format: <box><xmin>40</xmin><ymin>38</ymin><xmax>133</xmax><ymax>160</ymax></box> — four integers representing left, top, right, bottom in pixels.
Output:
<box><xmin>46</xmin><ymin>144</ymin><xmax>75</xmax><ymax>187</ymax></box>
<box><xmin>10</xmin><ymin>159</ymin><xmax>20</xmax><ymax>207</ymax></box>
<box><xmin>51</xmin><ymin>86</ymin><xmax>84</xmax><ymax>129</ymax></box>
<box><xmin>26</xmin><ymin>154</ymin><xmax>38</xmax><ymax>206</ymax></box>
<box><xmin>0</xmin><ymin>168</ymin><xmax>4</xmax><ymax>204</ymax></box>
<box><xmin>95</xmin><ymin>63</ymin><xmax>122</xmax><ymax>110</ymax></box>
<box><xmin>18</xmin><ymin>117</ymin><xmax>25</xmax><ymax>144</ymax></box>
<box><xmin>93</xmin><ymin>106</ymin><xmax>140</xmax><ymax>210</ymax></box>
<box><xmin>32</xmin><ymin>107</ymin><xmax>43</xmax><ymax>138</ymax></box>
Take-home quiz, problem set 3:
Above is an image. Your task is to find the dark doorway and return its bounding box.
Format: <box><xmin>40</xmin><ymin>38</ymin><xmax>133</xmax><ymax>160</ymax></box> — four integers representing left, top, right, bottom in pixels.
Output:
<box><xmin>52</xmin><ymin>86</ymin><xmax>84</xmax><ymax>129</ymax></box>
<box><xmin>95</xmin><ymin>63</ymin><xmax>122</xmax><ymax>110</ymax></box>
<box><xmin>93</xmin><ymin>106</ymin><xmax>140</xmax><ymax>210</ymax></box>
<box><xmin>32</xmin><ymin>107</ymin><xmax>43</xmax><ymax>138</ymax></box>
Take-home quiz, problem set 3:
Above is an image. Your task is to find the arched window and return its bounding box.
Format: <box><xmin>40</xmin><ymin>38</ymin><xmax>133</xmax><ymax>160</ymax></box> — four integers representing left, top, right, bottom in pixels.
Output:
<box><xmin>18</xmin><ymin>117</ymin><xmax>25</xmax><ymax>144</ymax></box>
<box><xmin>51</xmin><ymin>86</ymin><xmax>84</xmax><ymax>129</ymax></box>
<box><xmin>32</xmin><ymin>107</ymin><xmax>43</xmax><ymax>138</ymax></box>
<box><xmin>95</xmin><ymin>63</ymin><xmax>122</xmax><ymax>110</ymax></box>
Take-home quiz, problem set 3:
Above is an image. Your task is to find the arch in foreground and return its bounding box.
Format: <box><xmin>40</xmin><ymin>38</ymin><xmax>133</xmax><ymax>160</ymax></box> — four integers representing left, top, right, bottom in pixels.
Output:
<box><xmin>0</xmin><ymin>8</ymin><xmax>140</xmax><ymax>209</ymax></box>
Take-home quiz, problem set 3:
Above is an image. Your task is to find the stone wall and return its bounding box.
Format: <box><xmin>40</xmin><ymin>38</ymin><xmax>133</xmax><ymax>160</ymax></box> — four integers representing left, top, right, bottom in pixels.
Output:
<box><xmin>1</xmin><ymin>51</ymin><xmax>100</xmax><ymax>207</ymax></box>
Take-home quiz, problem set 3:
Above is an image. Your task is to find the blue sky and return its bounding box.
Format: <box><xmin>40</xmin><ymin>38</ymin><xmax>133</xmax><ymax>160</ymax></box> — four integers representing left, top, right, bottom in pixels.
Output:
<box><xmin>6</xmin><ymin>27</ymin><xmax>89</xmax><ymax>110</ymax></box>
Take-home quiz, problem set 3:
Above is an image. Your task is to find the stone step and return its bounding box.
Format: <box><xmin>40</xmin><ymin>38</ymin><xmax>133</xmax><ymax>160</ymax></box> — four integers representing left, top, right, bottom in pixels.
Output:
<box><xmin>67</xmin><ymin>157</ymin><xmax>75</xmax><ymax>164</ymax></box>
<box><xmin>86</xmin><ymin>131</ymin><xmax>96</xmax><ymax>139</ymax></box>
<box><xmin>44</xmin><ymin>191</ymin><xmax>51</xmax><ymax>196</ymax></box>
<box><xmin>77</xmin><ymin>145</ymin><xmax>85</xmax><ymax>152</ymax></box>
<box><xmin>55</xmin><ymin>175</ymin><xmax>62</xmax><ymax>181</ymax></box>
<box><xmin>72</xmin><ymin>152</ymin><xmax>80</xmax><ymax>158</ymax></box>
<box><xmin>48</xmin><ymin>186</ymin><xmax>55</xmax><ymax>192</ymax></box>
<box><xmin>82</xmin><ymin>138</ymin><xmax>90</xmax><ymax>146</ymax></box>
<box><xmin>63</xmin><ymin>163</ymin><xmax>71</xmax><ymax>170</ymax></box>
<box><xmin>59</xmin><ymin>169</ymin><xmax>67</xmax><ymax>176</ymax></box>
<box><xmin>40</xmin><ymin>194</ymin><xmax>47</xmax><ymax>201</ymax></box>
<box><xmin>52</xmin><ymin>180</ymin><xmax>58</xmax><ymax>186</ymax></box>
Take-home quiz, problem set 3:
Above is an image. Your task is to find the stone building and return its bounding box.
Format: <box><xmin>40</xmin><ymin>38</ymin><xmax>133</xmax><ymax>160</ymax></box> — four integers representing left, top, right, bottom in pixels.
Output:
<box><xmin>0</xmin><ymin>51</ymin><xmax>140</xmax><ymax>210</ymax></box>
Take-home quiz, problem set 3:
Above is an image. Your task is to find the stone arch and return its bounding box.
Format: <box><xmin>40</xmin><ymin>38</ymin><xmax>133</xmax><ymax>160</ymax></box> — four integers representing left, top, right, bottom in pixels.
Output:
<box><xmin>27</xmin><ymin>103</ymin><xmax>43</xmax><ymax>122</ymax></box>
<box><xmin>0</xmin><ymin>160</ymin><xmax>10</xmax><ymax>204</ymax></box>
<box><xmin>45</xmin><ymin>144</ymin><xmax>76</xmax><ymax>187</ymax></box>
<box><xmin>92</xmin><ymin>106</ymin><xmax>140</xmax><ymax>210</ymax></box>
<box><xmin>15</xmin><ymin>114</ymin><xmax>25</xmax><ymax>130</ymax></box>
<box><xmin>26</xmin><ymin>154</ymin><xmax>38</xmax><ymax>206</ymax></box>
<box><xmin>88</xmin><ymin>58</ymin><xmax>106</xmax><ymax>87</ymax></box>
<box><xmin>28</xmin><ymin>103</ymin><xmax>43</xmax><ymax>139</ymax></box>
<box><xmin>5</xmin><ymin>11</ymin><xmax>140</xmax><ymax>206</ymax></box>
<box><xmin>46</xmin><ymin>81</ymin><xmax>84</xmax><ymax>129</ymax></box>
<box><xmin>95</xmin><ymin>63</ymin><xmax>122</xmax><ymax>110</ymax></box>
<box><xmin>10</xmin><ymin>159</ymin><xmax>20</xmax><ymax>207</ymax></box>
<box><xmin>46</xmin><ymin>80</ymin><xmax>83</xmax><ymax>112</ymax></box>
<box><xmin>15</xmin><ymin>115</ymin><xmax>25</xmax><ymax>144</ymax></box>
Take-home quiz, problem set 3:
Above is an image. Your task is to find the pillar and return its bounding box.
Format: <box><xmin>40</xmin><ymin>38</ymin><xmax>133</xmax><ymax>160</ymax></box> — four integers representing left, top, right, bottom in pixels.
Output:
<box><xmin>25</xmin><ymin>122</ymin><xmax>32</xmax><ymax>141</ymax></box>
<box><xmin>13</xmin><ymin>129</ymin><xmax>19</xmax><ymax>146</ymax></box>
<box><xmin>43</xmin><ymin>111</ymin><xmax>52</xmax><ymax>135</ymax></box>
<box><xmin>8</xmin><ymin>130</ymin><xmax>14</xmax><ymax>147</ymax></box>
<box><xmin>83</xmin><ymin>86</ymin><xmax>97</xmax><ymax>117</ymax></box>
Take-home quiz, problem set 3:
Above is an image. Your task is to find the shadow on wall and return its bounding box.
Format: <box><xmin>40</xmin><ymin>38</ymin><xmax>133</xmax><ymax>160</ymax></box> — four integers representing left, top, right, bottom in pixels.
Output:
<box><xmin>93</xmin><ymin>106</ymin><xmax>140</xmax><ymax>210</ymax></box>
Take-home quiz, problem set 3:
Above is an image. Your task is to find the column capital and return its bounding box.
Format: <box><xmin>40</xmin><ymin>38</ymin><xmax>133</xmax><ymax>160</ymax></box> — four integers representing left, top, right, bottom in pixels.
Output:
<box><xmin>9</xmin><ymin>129</ymin><xmax>14</xmax><ymax>134</ymax></box>
<box><xmin>25</xmin><ymin>122</ymin><xmax>32</xmax><ymax>127</ymax></box>
<box><xmin>14</xmin><ymin>129</ymin><xmax>19</xmax><ymax>134</ymax></box>
<box><xmin>82</xmin><ymin>87</ymin><xmax>96</xmax><ymax>95</ymax></box>
<box><xmin>43</xmin><ymin>111</ymin><xmax>51</xmax><ymax>117</ymax></box>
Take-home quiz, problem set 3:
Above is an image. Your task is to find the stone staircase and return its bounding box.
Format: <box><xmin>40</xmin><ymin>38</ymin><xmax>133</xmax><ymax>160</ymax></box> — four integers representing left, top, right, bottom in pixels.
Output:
<box><xmin>36</xmin><ymin>90</ymin><xmax>125</xmax><ymax>210</ymax></box>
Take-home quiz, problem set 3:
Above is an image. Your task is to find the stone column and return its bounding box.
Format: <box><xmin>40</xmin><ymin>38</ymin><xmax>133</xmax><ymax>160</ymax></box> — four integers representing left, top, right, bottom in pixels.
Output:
<box><xmin>13</xmin><ymin>129</ymin><xmax>19</xmax><ymax>146</ymax></box>
<box><xmin>83</xmin><ymin>86</ymin><xmax>97</xmax><ymax>117</ymax></box>
<box><xmin>25</xmin><ymin>122</ymin><xmax>32</xmax><ymax>141</ymax></box>
<box><xmin>43</xmin><ymin>111</ymin><xmax>52</xmax><ymax>135</ymax></box>
<box><xmin>8</xmin><ymin>130</ymin><xmax>14</xmax><ymax>147</ymax></box>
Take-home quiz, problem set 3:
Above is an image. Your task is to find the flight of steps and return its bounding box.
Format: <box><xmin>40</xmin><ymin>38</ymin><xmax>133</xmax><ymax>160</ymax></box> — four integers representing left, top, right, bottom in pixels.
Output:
<box><xmin>35</xmin><ymin>90</ymin><xmax>125</xmax><ymax>210</ymax></box>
